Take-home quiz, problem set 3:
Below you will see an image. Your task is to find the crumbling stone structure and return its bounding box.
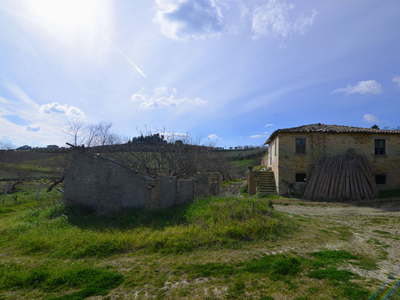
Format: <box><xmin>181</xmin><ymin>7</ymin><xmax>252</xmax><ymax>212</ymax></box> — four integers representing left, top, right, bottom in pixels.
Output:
<box><xmin>63</xmin><ymin>149</ymin><xmax>219</xmax><ymax>211</ymax></box>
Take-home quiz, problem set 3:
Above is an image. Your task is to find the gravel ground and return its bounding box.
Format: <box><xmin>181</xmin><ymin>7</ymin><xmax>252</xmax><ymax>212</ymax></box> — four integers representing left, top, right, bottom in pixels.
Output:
<box><xmin>274</xmin><ymin>198</ymin><xmax>400</xmax><ymax>288</ymax></box>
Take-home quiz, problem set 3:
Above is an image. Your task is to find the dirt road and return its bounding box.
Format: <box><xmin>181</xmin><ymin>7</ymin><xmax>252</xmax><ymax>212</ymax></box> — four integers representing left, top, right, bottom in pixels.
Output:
<box><xmin>274</xmin><ymin>198</ymin><xmax>400</xmax><ymax>286</ymax></box>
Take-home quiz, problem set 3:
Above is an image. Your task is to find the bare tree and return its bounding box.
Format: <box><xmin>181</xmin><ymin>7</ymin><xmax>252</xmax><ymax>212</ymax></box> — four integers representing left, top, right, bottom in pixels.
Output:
<box><xmin>61</xmin><ymin>122</ymin><xmax>237</xmax><ymax>180</ymax></box>
<box><xmin>63</xmin><ymin>120</ymin><xmax>125</xmax><ymax>150</ymax></box>
<box><xmin>84</xmin><ymin>123</ymin><xmax>99</xmax><ymax>148</ymax></box>
<box><xmin>87</xmin><ymin>121</ymin><xmax>125</xmax><ymax>153</ymax></box>
<box><xmin>112</xmin><ymin>129</ymin><xmax>235</xmax><ymax>179</ymax></box>
<box><xmin>93</xmin><ymin>121</ymin><xmax>113</xmax><ymax>148</ymax></box>
<box><xmin>64</xmin><ymin>121</ymin><xmax>85</xmax><ymax>146</ymax></box>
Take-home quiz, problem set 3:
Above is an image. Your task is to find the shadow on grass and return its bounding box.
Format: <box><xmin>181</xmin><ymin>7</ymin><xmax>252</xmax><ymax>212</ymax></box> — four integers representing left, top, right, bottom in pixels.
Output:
<box><xmin>64</xmin><ymin>202</ymin><xmax>191</xmax><ymax>231</ymax></box>
<box><xmin>4</xmin><ymin>197</ymin><xmax>294</xmax><ymax>258</ymax></box>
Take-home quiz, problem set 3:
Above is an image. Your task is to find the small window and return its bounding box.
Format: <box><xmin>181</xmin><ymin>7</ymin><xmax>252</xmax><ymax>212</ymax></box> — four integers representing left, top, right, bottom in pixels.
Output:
<box><xmin>375</xmin><ymin>139</ymin><xmax>385</xmax><ymax>155</ymax></box>
<box><xmin>296</xmin><ymin>139</ymin><xmax>306</xmax><ymax>154</ymax></box>
<box><xmin>296</xmin><ymin>173</ymin><xmax>307</xmax><ymax>182</ymax></box>
<box><xmin>375</xmin><ymin>175</ymin><xmax>386</xmax><ymax>185</ymax></box>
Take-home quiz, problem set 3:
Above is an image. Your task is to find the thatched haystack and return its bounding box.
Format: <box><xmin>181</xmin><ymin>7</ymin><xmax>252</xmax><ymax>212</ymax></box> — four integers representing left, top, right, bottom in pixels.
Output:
<box><xmin>303</xmin><ymin>148</ymin><xmax>379</xmax><ymax>200</ymax></box>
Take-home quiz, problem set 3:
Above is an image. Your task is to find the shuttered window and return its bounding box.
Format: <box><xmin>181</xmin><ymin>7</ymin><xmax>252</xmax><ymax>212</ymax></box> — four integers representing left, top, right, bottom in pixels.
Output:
<box><xmin>375</xmin><ymin>139</ymin><xmax>385</xmax><ymax>155</ymax></box>
<box><xmin>296</xmin><ymin>139</ymin><xmax>306</xmax><ymax>154</ymax></box>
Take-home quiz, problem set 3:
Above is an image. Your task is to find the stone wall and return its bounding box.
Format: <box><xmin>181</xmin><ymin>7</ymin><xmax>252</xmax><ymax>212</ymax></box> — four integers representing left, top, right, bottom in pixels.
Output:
<box><xmin>177</xmin><ymin>179</ymin><xmax>195</xmax><ymax>205</ymax></box>
<box><xmin>194</xmin><ymin>172</ymin><xmax>220</xmax><ymax>198</ymax></box>
<box><xmin>64</xmin><ymin>149</ymin><xmax>149</xmax><ymax>211</ymax></box>
<box><xmin>64</xmin><ymin>149</ymin><xmax>218</xmax><ymax>211</ymax></box>
<box><xmin>266</xmin><ymin>132</ymin><xmax>400</xmax><ymax>195</ymax></box>
<box><xmin>158</xmin><ymin>176</ymin><xmax>177</xmax><ymax>209</ymax></box>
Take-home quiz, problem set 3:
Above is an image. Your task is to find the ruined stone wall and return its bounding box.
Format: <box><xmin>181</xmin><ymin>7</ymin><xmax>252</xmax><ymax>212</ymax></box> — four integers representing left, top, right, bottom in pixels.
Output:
<box><xmin>145</xmin><ymin>179</ymin><xmax>160</xmax><ymax>210</ymax></box>
<box><xmin>63</xmin><ymin>150</ymin><xmax>149</xmax><ymax>211</ymax></box>
<box><xmin>64</xmin><ymin>149</ymin><xmax>217</xmax><ymax>211</ymax></box>
<box><xmin>177</xmin><ymin>179</ymin><xmax>194</xmax><ymax>205</ymax></box>
<box><xmin>158</xmin><ymin>176</ymin><xmax>177</xmax><ymax>209</ymax></box>
<box><xmin>194</xmin><ymin>172</ymin><xmax>220</xmax><ymax>198</ymax></box>
<box><xmin>276</xmin><ymin>132</ymin><xmax>400</xmax><ymax>195</ymax></box>
<box><xmin>207</xmin><ymin>172</ymin><xmax>220</xmax><ymax>196</ymax></box>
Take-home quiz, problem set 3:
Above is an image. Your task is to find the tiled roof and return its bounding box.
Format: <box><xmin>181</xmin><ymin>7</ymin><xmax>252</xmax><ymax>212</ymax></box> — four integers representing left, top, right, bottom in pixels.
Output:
<box><xmin>265</xmin><ymin>123</ymin><xmax>399</xmax><ymax>144</ymax></box>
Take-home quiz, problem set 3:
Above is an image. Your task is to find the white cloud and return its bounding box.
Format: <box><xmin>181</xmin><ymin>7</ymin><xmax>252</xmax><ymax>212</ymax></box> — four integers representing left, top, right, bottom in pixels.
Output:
<box><xmin>154</xmin><ymin>0</ymin><xmax>250</xmax><ymax>40</ymax></box>
<box><xmin>40</xmin><ymin>102</ymin><xmax>85</xmax><ymax>117</ymax></box>
<box><xmin>252</xmin><ymin>0</ymin><xmax>317</xmax><ymax>39</ymax></box>
<box><xmin>362</xmin><ymin>114</ymin><xmax>381</xmax><ymax>123</ymax></box>
<box><xmin>26</xmin><ymin>126</ymin><xmax>41</xmax><ymax>132</ymax></box>
<box><xmin>393</xmin><ymin>76</ymin><xmax>400</xmax><ymax>87</ymax></box>
<box><xmin>131</xmin><ymin>87</ymin><xmax>207</xmax><ymax>109</ymax></box>
<box><xmin>331</xmin><ymin>80</ymin><xmax>383</xmax><ymax>95</ymax></box>
<box><xmin>250</xmin><ymin>134</ymin><xmax>262</xmax><ymax>138</ymax></box>
<box><xmin>154</xmin><ymin>0</ymin><xmax>224</xmax><ymax>40</ymax></box>
<box><xmin>0</xmin><ymin>82</ymin><xmax>81</xmax><ymax>146</ymax></box>
<box><xmin>163</xmin><ymin>132</ymin><xmax>190</xmax><ymax>141</ymax></box>
<box><xmin>265</xmin><ymin>124</ymin><xmax>273</xmax><ymax>127</ymax></box>
<box><xmin>208</xmin><ymin>134</ymin><xmax>218</xmax><ymax>140</ymax></box>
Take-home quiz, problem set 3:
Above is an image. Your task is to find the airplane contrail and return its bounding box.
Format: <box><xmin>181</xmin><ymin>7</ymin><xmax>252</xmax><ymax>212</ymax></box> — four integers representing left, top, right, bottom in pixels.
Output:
<box><xmin>97</xmin><ymin>30</ymin><xmax>147</xmax><ymax>78</ymax></box>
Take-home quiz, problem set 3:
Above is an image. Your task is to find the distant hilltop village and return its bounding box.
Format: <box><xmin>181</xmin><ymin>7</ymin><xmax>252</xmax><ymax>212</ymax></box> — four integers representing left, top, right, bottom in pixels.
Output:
<box><xmin>15</xmin><ymin>145</ymin><xmax>65</xmax><ymax>151</ymax></box>
<box><xmin>14</xmin><ymin>143</ymin><xmax>263</xmax><ymax>152</ymax></box>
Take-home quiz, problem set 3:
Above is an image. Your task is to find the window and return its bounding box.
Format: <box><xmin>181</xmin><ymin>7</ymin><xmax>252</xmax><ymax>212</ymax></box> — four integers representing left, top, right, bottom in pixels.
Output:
<box><xmin>296</xmin><ymin>173</ymin><xmax>307</xmax><ymax>182</ymax></box>
<box><xmin>296</xmin><ymin>139</ymin><xmax>306</xmax><ymax>154</ymax></box>
<box><xmin>375</xmin><ymin>139</ymin><xmax>385</xmax><ymax>155</ymax></box>
<box><xmin>375</xmin><ymin>175</ymin><xmax>387</xmax><ymax>185</ymax></box>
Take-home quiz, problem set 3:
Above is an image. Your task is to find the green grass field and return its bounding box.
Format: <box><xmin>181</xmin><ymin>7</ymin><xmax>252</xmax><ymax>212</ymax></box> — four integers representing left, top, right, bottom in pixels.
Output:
<box><xmin>1</xmin><ymin>182</ymin><xmax>397</xmax><ymax>299</ymax></box>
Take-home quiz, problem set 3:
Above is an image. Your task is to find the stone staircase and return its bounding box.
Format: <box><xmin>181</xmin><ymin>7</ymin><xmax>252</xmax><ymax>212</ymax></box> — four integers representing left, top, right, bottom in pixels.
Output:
<box><xmin>257</xmin><ymin>171</ymin><xmax>276</xmax><ymax>195</ymax></box>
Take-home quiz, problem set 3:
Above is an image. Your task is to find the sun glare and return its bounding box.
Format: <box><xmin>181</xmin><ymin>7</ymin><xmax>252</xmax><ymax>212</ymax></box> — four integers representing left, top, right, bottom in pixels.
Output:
<box><xmin>28</xmin><ymin>0</ymin><xmax>99</xmax><ymax>30</ymax></box>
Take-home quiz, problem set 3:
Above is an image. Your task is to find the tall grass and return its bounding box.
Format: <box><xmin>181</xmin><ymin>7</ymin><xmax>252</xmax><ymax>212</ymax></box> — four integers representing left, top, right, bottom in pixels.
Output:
<box><xmin>0</xmin><ymin>197</ymin><xmax>295</xmax><ymax>258</ymax></box>
<box><xmin>0</xmin><ymin>262</ymin><xmax>123</xmax><ymax>299</ymax></box>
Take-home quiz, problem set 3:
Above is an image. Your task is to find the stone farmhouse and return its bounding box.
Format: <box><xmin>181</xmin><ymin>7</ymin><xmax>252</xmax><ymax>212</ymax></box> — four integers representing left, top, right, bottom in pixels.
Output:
<box><xmin>262</xmin><ymin>123</ymin><xmax>400</xmax><ymax>196</ymax></box>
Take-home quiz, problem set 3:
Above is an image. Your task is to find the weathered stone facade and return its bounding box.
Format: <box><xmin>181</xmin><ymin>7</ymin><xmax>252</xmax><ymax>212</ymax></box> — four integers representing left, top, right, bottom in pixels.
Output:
<box><xmin>264</xmin><ymin>124</ymin><xmax>400</xmax><ymax>196</ymax></box>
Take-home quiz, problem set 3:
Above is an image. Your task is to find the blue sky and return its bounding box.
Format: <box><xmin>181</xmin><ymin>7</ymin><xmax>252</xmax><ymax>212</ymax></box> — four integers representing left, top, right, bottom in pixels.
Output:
<box><xmin>0</xmin><ymin>0</ymin><xmax>399</xmax><ymax>148</ymax></box>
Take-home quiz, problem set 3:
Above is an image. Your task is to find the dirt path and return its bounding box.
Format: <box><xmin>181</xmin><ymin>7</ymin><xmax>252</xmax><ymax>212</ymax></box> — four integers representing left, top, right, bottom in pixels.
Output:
<box><xmin>274</xmin><ymin>199</ymin><xmax>400</xmax><ymax>287</ymax></box>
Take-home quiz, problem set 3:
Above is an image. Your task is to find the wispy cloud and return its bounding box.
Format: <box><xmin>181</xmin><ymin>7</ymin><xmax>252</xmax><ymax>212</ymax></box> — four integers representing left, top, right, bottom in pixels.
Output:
<box><xmin>265</xmin><ymin>124</ymin><xmax>273</xmax><ymax>127</ymax></box>
<box><xmin>252</xmin><ymin>0</ymin><xmax>317</xmax><ymax>39</ymax></box>
<box><xmin>331</xmin><ymin>80</ymin><xmax>383</xmax><ymax>95</ymax></box>
<box><xmin>293</xmin><ymin>9</ymin><xmax>318</xmax><ymax>34</ymax></box>
<box><xmin>362</xmin><ymin>114</ymin><xmax>380</xmax><ymax>123</ymax></box>
<box><xmin>393</xmin><ymin>76</ymin><xmax>400</xmax><ymax>87</ymax></box>
<box><xmin>0</xmin><ymin>82</ymin><xmax>82</xmax><ymax>146</ymax></box>
<box><xmin>250</xmin><ymin>134</ymin><xmax>267</xmax><ymax>138</ymax></box>
<box><xmin>131</xmin><ymin>87</ymin><xmax>207</xmax><ymax>109</ymax></box>
<box><xmin>225</xmin><ymin>2</ymin><xmax>250</xmax><ymax>35</ymax></box>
